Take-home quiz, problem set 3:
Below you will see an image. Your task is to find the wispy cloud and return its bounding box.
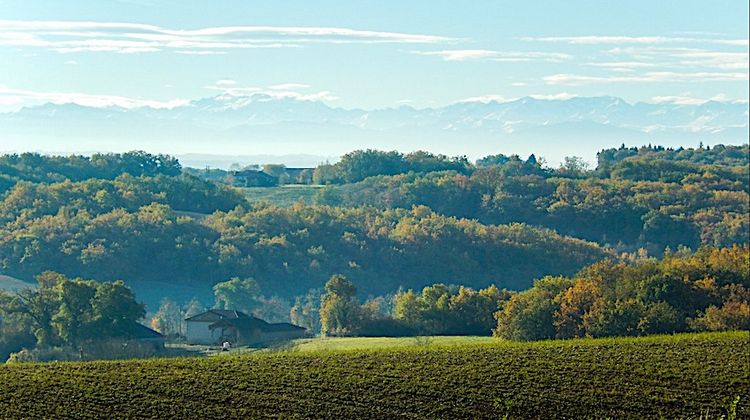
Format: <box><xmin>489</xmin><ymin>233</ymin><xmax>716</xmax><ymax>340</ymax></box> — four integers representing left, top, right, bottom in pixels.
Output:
<box><xmin>586</xmin><ymin>61</ymin><xmax>658</xmax><ymax>70</ymax></box>
<box><xmin>665</xmin><ymin>50</ymin><xmax>749</xmax><ymax>70</ymax></box>
<box><xmin>605</xmin><ymin>47</ymin><xmax>749</xmax><ymax>70</ymax></box>
<box><xmin>521</xmin><ymin>35</ymin><xmax>749</xmax><ymax>47</ymax></box>
<box><xmin>0</xmin><ymin>20</ymin><xmax>457</xmax><ymax>54</ymax></box>
<box><xmin>411</xmin><ymin>49</ymin><xmax>571</xmax><ymax>62</ymax></box>
<box><xmin>0</xmin><ymin>85</ymin><xmax>188</xmax><ymax>109</ymax></box>
<box><xmin>174</xmin><ymin>50</ymin><xmax>228</xmax><ymax>55</ymax></box>
<box><xmin>544</xmin><ymin>71</ymin><xmax>748</xmax><ymax>85</ymax></box>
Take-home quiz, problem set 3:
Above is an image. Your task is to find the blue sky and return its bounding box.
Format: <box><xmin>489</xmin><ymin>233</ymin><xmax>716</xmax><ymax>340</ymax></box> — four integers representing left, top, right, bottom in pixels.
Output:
<box><xmin>0</xmin><ymin>0</ymin><xmax>748</xmax><ymax>112</ymax></box>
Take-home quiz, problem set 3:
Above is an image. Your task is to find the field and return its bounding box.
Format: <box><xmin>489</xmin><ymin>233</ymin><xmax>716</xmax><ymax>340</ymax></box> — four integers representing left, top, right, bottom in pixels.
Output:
<box><xmin>278</xmin><ymin>335</ymin><xmax>497</xmax><ymax>352</ymax></box>
<box><xmin>0</xmin><ymin>332</ymin><xmax>748</xmax><ymax>418</ymax></box>
<box><xmin>239</xmin><ymin>184</ymin><xmax>326</xmax><ymax>206</ymax></box>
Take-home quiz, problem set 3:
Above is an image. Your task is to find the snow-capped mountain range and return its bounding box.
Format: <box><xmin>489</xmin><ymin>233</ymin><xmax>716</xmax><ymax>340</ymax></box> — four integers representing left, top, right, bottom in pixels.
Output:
<box><xmin>2</xmin><ymin>94</ymin><xmax>747</xmax><ymax>166</ymax></box>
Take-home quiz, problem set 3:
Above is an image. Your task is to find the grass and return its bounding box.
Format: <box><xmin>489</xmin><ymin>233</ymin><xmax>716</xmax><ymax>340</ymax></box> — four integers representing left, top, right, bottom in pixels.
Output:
<box><xmin>279</xmin><ymin>335</ymin><xmax>497</xmax><ymax>352</ymax></box>
<box><xmin>239</xmin><ymin>184</ymin><xmax>326</xmax><ymax>207</ymax></box>
<box><xmin>0</xmin><ymin>332</ymin><xmax>748</xmax><ymax>418</ymax></box>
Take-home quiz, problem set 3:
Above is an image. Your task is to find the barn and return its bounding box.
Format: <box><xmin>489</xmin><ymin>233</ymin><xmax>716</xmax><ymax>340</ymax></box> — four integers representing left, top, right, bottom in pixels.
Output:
<box><xmin>185</xmin><ymin>309</ymin><xmax>307</xmax><ymax>346</ymax></box>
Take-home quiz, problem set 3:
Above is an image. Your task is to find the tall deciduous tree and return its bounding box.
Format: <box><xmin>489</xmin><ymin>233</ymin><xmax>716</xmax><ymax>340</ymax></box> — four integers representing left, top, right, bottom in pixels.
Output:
<box><xmin>320</xmin><ymin>275</ymin><xmax>360</xmax><ymax>336</ymax></box>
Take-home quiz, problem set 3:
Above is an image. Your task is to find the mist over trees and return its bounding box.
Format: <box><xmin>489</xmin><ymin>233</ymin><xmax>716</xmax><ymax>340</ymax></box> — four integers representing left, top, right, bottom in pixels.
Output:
<box><xmin>0</xmin><ymin>195</ymin><xmax>607</xmax><ymax>298</ymax></box>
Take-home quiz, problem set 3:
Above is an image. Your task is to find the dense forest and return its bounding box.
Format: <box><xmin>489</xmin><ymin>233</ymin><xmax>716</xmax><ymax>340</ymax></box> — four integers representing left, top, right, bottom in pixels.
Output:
<box><xmin>315</xmin><ymin>145</ymin><xmax>749</xmax><ymax>253</ymax></box>
<box><xmin>0</xmin><ymin>146</ymin><xmax>747</xmax><ymax>322</ymax></box>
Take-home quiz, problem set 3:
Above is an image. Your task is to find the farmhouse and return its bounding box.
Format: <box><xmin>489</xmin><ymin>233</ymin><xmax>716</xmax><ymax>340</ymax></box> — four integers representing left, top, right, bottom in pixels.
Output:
<box><xmin>185</xmin><ymin>309</ymin><xmax>307</xmax><ymax>345</ymax></box>
<box><xmin>185</xmin><ymin>309</ymin><xmax>250</xmax><ymax>344</ymax></box>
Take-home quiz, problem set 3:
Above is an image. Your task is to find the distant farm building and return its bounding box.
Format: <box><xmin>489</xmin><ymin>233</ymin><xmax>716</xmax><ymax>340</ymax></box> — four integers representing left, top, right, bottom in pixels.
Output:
<box><xmin>231</xmin><ymin>170</ymin><xmax>277</xmax><ymax>187</ymax></box>
<box><xmin>230</xmin><ymin>167</ymin><xmax>313</xmax><ymax>187</ymax></box>
<box><xmin>283</xmin><ymin>168</ymin><xmax>314</xmax><ymax>184</ymax></box>
<box><xmin>210</xmin><ymin>318</ymin><xmax>307</xmax><ymax>346</ymax></box>
<box><xmin>185</xmin><ymin>309</ymin><xmax>307</xmax><ymax>345</ymax></box>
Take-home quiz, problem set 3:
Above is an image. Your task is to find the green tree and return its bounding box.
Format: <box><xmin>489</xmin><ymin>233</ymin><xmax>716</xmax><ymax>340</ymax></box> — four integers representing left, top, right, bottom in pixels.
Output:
<box><xmin>320</xmin><ymin>275</ymin><xmax>360</xmax><ymax>336</ymax></box>
<box><xmin>51</xmin><ymin>278</ymin><xmax>97</xmax><ymax>347</ymax></box>
<box><xmin>87</xmin><ymin>280</ymin><xmax>146</xmax><ymax>340</ymax></box>
<box><xmin>494</xmin><ymin>276</ymin><xmax>573</xmax><ymax>341</ymax></box>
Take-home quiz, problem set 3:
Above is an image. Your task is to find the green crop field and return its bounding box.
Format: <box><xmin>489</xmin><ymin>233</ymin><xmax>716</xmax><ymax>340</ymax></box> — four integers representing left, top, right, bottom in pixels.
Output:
<box><xmin>1</xmin><ymin>332</ymin><xmax>748</xmax><ymax>419</ymax></box>
<box><xmin>279</xmin><ymin>335</ymin><xmax>498</xmax><ymax>352</ymax></box>
<box><xmin>239</xmin><ymin>184</ymin><xmax>326</xmax><ymax>207</ymax></box>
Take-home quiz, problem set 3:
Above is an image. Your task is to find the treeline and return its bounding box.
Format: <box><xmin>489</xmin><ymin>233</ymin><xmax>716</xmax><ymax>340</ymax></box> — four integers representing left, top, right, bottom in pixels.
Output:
<box><xmin>312</xmin><ymin>150</ymin><xmax>471</xmax><ymax>184</ymax></box>
<box><xmin>305</xmin><ymin>143</ymin><xmax>747</xmax><ymax>184</ymax></box>
<box><xmin>317</xmin><ymin>146</ymin><xmax>748</xmax><ymax>253</ymax></box>
<box><xmin>296</xmin><ymin>246</ymin><xmax>749</xmax><ymax>339</ymax></box>
<box><xmin>307</xmin><ymin>144</ymin><xmax>748</xmax><ymax>186</ymax></box>
<box><xmin>0</xmin><ymin>151</ymin><xmax>181</xmax><ymax>194</ymax></box>
<box><xmin>0</xmin><ymin>173</ymin><xmax>245</xmax><ymax>224</ymax></box>
<box><xmin>596</xmin><ymin>143</ymin><xmax>749</xmax><ymax>169</ymax></box>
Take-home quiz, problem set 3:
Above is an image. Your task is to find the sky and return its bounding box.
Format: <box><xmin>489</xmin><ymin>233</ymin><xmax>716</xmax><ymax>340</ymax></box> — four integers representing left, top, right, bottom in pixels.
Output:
<box><xmin>0</xmin><ymin>0</ymin><xmax>748</xmax><ymax>113</ymax></box>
